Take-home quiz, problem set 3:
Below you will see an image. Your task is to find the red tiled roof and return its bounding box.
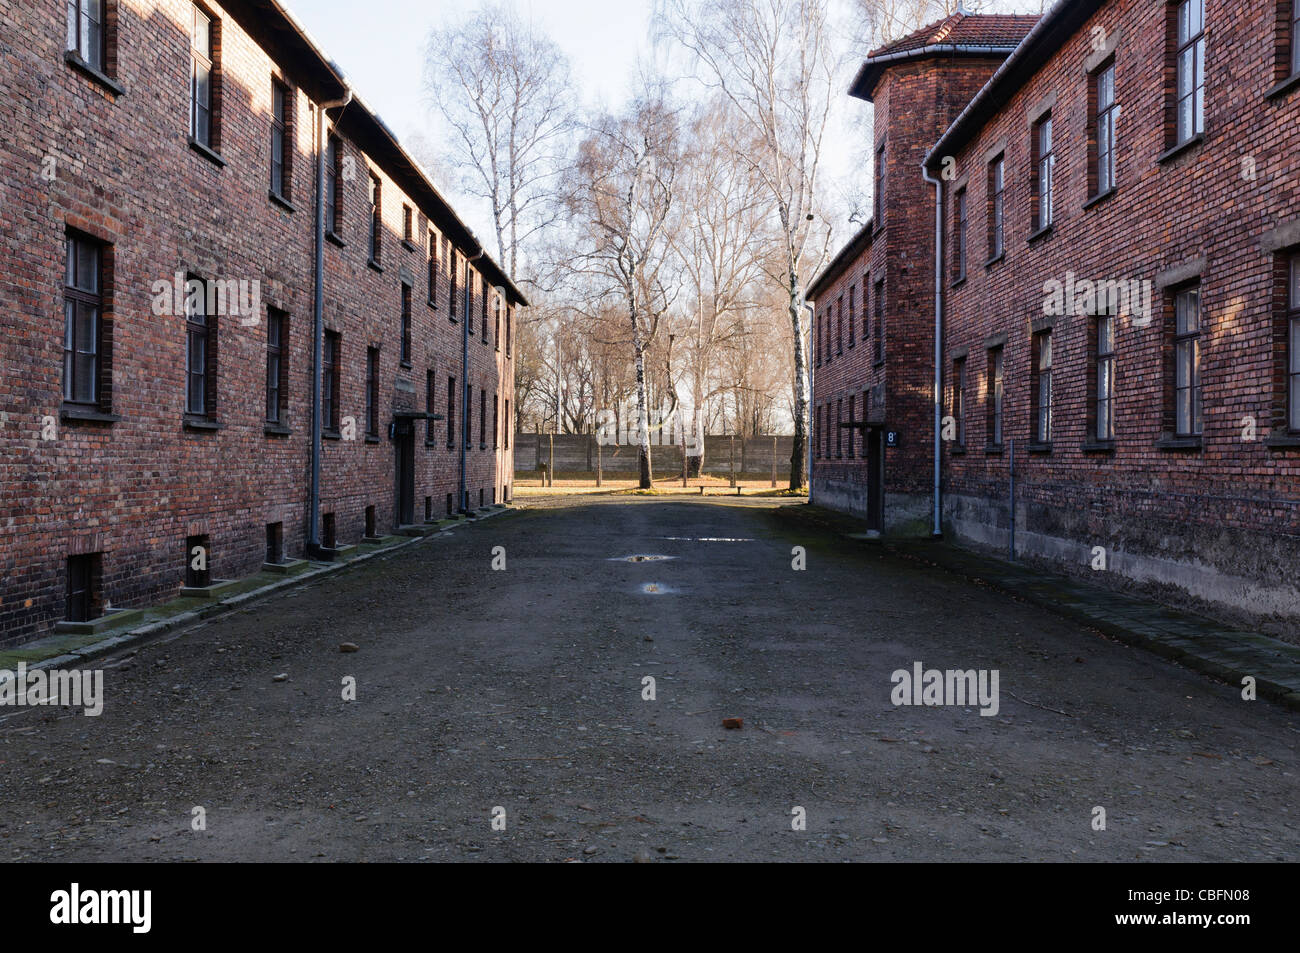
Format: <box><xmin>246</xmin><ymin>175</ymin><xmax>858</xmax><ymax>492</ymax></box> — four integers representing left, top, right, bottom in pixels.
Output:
<box><xmin>867</xmin><ymin>12</ymin><xmax>1040</xmax><ymax>59</ymax></box>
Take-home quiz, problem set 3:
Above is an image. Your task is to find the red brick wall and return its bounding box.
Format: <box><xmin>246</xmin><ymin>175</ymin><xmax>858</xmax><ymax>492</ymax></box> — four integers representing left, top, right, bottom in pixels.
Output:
<box><xmin>938</xmin><ymin>0</ymin><xmax>1300</xmax><ymax>611</ymax></box>
<box><xmin>0</xmin><ymin>0</ymin><xmax>515</xmax><ymax>644</ymax></box>
<box><xmin>812</xmin><ymin>55</ymin><xmax>1006</xmax><ymax>529</ymax></box>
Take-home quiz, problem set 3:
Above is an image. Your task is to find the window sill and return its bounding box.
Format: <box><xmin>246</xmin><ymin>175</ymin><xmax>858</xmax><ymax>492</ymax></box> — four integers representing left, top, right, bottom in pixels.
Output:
<box><xmin>264</xmin><ymin>423</ymin><xmax>292</xmax><ymax>436</ymax></box>
<box><xmin>427</xmin><ymin>299</ymin><xmax>438</xmax><ymax>310</ymax></box>
<box><xmin>984</xmin><ymin>251</ymin><xmax>1004</xmax><ymax>269</ymax></box>
<box><xmin>323</xmin><ymin>430</ymin><xmax>342</xmax><ymax>441</ymax></box>
<box><xmin>325</xmin><ymin>231</ymin><xmax>346</xmax><ymax>248</ymax></box>
<box><xmin>873</xmin><ymin>358</ymin><xmax>885</xmax><ymax>368</ymax></box>
<box><xmin>1264</xmin><ymin>433</ymin><xmax>1300</xmax><ymax>449</ymax></box>
<box><xmin>1027</xmin><ymin>441</ymin><xmax>1052</xmax><ymax>454</ymax></box>
<box><xmin>425</xmin><ymin>440</ymin><xmax>440</xmax><ymax>448</ymax></box>
<box><xmin>1081</xmin><ymin>439</ymin><xmax>1116</xmax><ymax>454</ymax></box>
<box><xmin>1155</xmin><ymin>435</ymin><xmax>1202</xmax><ymax>451</ymax></box>
<box><xmin>1027</xmin><ymin>224</ymin><xmax>1054</xmax><ymax>244</ymax></box>
<box><xmin>367</xmin><ymin>259</ymin><xmax>384</xmax><ymax>274</ymax></box>
<box><xmin>1265</xmin><ymin>72</ymin><xmax>1300</xmax><ymax>100</ymax></box>
<box><xmin>64</xmin><ymin>51</ymin><xmax>124</xmax><ymax>96</ymax></box>
<box><xmin>1082</xmin><ymin>187</ymin><xmax>1116</xmax><ymax>211</ymax></box>
<box><xmin>1157</xmin><ymin>134</ymin><xmax>1203</xmax><ymax>165</ymax></box>
<box><xmin>61</xmin><ymin>403</ymin><xmax>120</xmax><ymax>424</ymax></box>
<box><xmin>402</xmin><ymin>239</ymin><xmax>418</xmax><ymax>253</ymax></box>
<box><xmin>950</xmin><ymin>445</ymin><xmax>966</xmax><ymax>456</ymax></box>
<box><xmin>365</xmin><ymin>435</ymin><xmax>380</xmax><ymax>444</ymax></box>
<box><xmin>951</xmin><ymin>275</ymin><xmax>966</xmax><ymax>290</ymax></box>
<box><xmin>400</xmin><ymin>360</ymin><xmax>413</xmax><ymax>370</ymax></box>
<box><xmin>188</xmin><ymin>137</ymin><xmax>226</xmax><ymax>168</ymax></box>
<box><xmin>183</xmin><ymin>416</ymin><xmax>222</xmax><ymax>432</ymax></box>
<box><xmin>984</xmin><ymin>444</ymin><xmax>1004</xmax><ymax>455</ymax></box>
<box><xmin>269</xmin><ymin>190</ymin><xmax>296</xmax><ymax>213</ymax></box>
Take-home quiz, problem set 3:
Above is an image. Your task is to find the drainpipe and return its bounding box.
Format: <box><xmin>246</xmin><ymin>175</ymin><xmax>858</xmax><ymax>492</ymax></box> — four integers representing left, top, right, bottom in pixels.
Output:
<box><xmin>308</xmin><ymin>87</ymin><xmax>351</xmax><ymax>558</ymax></box>
<box><xmin>804</xmin><ymin>301</ymin><xmax>815</xmax><ymax>503</ymax></box>
<box><xmin>459</xmin><ymin>245</ymin><xmax>487</xmax><ymax>513</ymax></box>
<box><xmin>921</xmin><ymin>160</ymin><xmax>943</xmax><ymax>539</ymax></box>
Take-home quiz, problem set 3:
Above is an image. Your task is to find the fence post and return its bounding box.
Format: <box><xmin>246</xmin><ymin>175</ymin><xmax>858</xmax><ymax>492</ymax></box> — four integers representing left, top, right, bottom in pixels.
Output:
<box><xmin>729</xmin><ymin>436</ymin><xmax>736</xmax><ymax>488</ymax></box>
<box><xmin>771</xmin><ymin>435</ymin><xmax>777</xmax><ymax>487</ymax></box>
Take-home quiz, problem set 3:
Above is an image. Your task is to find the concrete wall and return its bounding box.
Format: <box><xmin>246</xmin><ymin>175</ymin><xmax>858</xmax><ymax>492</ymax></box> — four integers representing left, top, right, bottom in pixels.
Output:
<box><xmin>516</xmin><ymin>433</ymin><xmax>795</xmax><ymax>477</ymax></box>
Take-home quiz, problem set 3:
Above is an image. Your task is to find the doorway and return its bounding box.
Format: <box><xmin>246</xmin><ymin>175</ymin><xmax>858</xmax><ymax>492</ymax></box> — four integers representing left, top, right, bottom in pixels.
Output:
<box><xmin>394</xmin><ymin>421</ymin><xmax>415</xmax><ymax>527</ymax></box>
<box><xmin>866</xmin><ymin>427</ymin><xmax>884</xmax><ymax>532</ymax></box>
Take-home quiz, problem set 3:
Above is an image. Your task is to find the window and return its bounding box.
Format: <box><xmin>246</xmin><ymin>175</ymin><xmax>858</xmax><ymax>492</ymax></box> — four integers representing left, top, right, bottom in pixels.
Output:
<box><xmin>67</xmin><ymin>0</ymin><xmax>107</xmax><ymax>73</ymax></box>
<box><xmin>446</xmin><ymin>376</ymin><xmax>456</xmax><ymax>448</ymax></box>
<box><xmin>1174</xmin><ymin>286</ymin><xmax>1202</xmax><ymax>436</ymax></box>
<box><xmin>1092</xmin><ymin>62</ymin><xmax>1117</xmax><ymax>196</ymax></box>
<box><xmin>322</xmin><ymin>330</ymin><xmax>340</xmax><ymax>433</ymax></box>
<box><xmin>1293</xmin><ymin>0</ymin><xmax>1300</xmax><ymax>76</ymax></box>
<box><xmin>874</xmin><ymin>139</ymin><xmax>886</xmax><ymax>226</ymax></box>
<box><xmin>1032</xmin><ymin>331</ymin><xmax>1053</xmax><ymax>444</ymax></box>
<box><xmin>325</xmin><ymin>135</ymin><xmax>341</xmax><ymax>235</ymax></box>
<box><xmin>873</xmin><ymin>279</ymin><xmax>884</xmax><ymax>363</ymax></box>
<box><xmin>813</xmin><ymin>405</ymin><xmax>820</xmax><ymax>458</ymax></box>
<box><xmin>836</xmin><ymin>299</ymin><xmax>843</xmax><ymax>355</ymax></box>
<box><xmin>848</xmin><ymin>286</ymin><xmax>856</xmax><ymax>348</ymax></box>
<box><xmin>988</xmin><ymin>155</ymin><xmax>1004</xmax><ymax>260</ymax></box>
<box><xmin>265</xmin><ymin>308</ymin><xmax>287</xmax><ymax>425</ymax></box>
<box><xmin>493</xmin><ymin>393</ymin><xmax>500</xmax><ymax>449</ymax></box>
<box><xmin>449</xmin><ymin>249</ymin><xmax>459</xmax><ymax>321</ymax></box>
<box><xmin>1174</xmin><ymin>0</ymin><xmax>1206</xmax><ymax>145</ymax></box>
<box><xmin>988</xmin><ymin>347</ymin><xmax>1004</xmax><ymax>447</ymax></box>
<box><xmin>464</xmin><ymin>381</ymin><xmax>472</xmax><ymax>449</ymax></box>
<box><xmin>368</xmin><ymin>174</ymin><xmax>382</xmax><ymax>265</ymax></box>
<box><xmin>953</xmin><ymin>187</ymin><xmax>968</xmax><ymax>282</ymax></box>
<box><xmin>1093</xmin><ymin>314</ymin><xmax>1116</xmax><ymax>441</ymax></box>
<box><xmin>190</xmin><ymin>5</ymin><xmax>217</xmax><ymax>149</ymax></box>
<box><xmin>816</xmin><ymin>313</ymin><xmax>823</xmax><ymax>367</ymax></box>
<box><xmin>270</xmin><ymin>78</ymin><xmax>291</xmax><ymax>199</ymax></box>
<box><xmin>482</xmin><ymin>277</ymin><xmax>489</xmax><ymax>342</ymax></box>
<box><xmin>1290</xmin><ymin>254</ymin><xmax>1300</xmax><ymax>431</ymax></box>
<box><xmin>400</xmin><ymin>283</ymin><xmax>412</xmax><ymax>366</ymax></box>
<box><xmin>64</xmin><ymin>233</ymin><xmax>103</xmax><ymax>407</ymax></box>
<box><xmin>428</xmin><ymin>231</ymin><xmax>438</xmax><ymax>305</ymax></box>
<box><xmin>403</xmin><ymin>205</ymin><xmax>413</xmax><ymax>244</ymax></box>
<box><xmin>365</xmin><ymin>346</ymin><xmax>379</xmax><ymax>438</ymax></box>
<box><xmin>467</xmin><ymin>272</ymin><xmax>474</xmax><ymax>334</ymax></box>
<box><xmin>506</xmin><ymin>304</ymin><xmax>513</xmax><ymax>356</ymax></box>
<box><xmin>505</xmin><ymin>400</ymin><xmax>510</xmax><ymax>449</ymax></box>
<box><xmin>494</xmin><ymin>292</ymin><xmax>502</xmax><ymax>350</ymax></box>
<box><xmin>66</xmin><ymin>553</ymin><xmax>100</xmax><ymax>622</ymax></box>
<box><xmin>952</xmin><ymin>356</ymin><xmax>966</xmax><ymax>448</ymax></box>
<box><xmin>1032</xmin><ymin>115</ymin><xmax>1054</xmax><ymax>232</ymax></box>
<box><xmin>479</xmin><ymin>388</ymin><xmax>487</xmax><ymax>448</ymax></box>
<box><xmin>846</xmin><ymin>394</ymin><xmax>855</xmax><ymax>457</ymax></box>
<box><xmin>426</xmin><ymin>369</ymin><xmax>437</xmax><ymax>444</ymax></box>
<box><xmin>185</xmin><ymin>276</ymin><xmax>215</xmax><ymax>420</ymax></box>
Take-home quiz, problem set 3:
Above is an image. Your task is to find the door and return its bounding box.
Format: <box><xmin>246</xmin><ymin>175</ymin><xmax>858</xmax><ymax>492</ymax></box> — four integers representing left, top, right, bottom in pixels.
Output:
<box><xmin>866</xmin><ymin>427</ymin><xmax>884</xmax><ymax>532</ymax></box>
<box><xmin>395</xmin><ymin>422</ymin><xmax>415</xmax><ymax>527</ymax></box>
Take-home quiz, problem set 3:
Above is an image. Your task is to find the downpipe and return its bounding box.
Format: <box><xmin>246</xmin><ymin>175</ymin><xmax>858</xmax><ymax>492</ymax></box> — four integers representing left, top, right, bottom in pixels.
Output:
<box><xmin>921</xmin><ymin>160</ymin><xmax>943</xmax><ymax>539</ymax></box>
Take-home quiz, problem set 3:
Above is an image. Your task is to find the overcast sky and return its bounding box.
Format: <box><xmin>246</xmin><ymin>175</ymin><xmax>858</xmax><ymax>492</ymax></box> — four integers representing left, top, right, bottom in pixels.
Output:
<box><xmin>283</xmin><ymin>0</ymin><xmax>1040</xmax><ymax>249</ymax></box>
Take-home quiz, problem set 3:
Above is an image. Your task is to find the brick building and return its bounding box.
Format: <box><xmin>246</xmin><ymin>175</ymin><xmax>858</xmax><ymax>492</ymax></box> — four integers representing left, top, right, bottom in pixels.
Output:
<box><xmin>808</xmin><ymin>12</ymin><xmax>1039</xmax><ymax>532</ymax></box>
<box><xmin>0</xmin><ymin>0</ymin><xmax>525</xmax><ymax>645</ymax></box>
<box><xmin>813</xmin><ymin>0</ymin><xmax>1300</xmax><ymax>620</ymax></box>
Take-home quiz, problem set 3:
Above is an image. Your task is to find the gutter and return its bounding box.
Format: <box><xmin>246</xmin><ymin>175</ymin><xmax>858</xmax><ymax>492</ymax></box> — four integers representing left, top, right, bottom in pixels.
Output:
<box><xmin>308</xmin><ymin>87</ymin><xmax>352</xmax><ymax>557</ymax></box>
<box><xmin>804</xmin><ymin>302</ymin><xmax>815</xmax><ymax>501</ymax></box>
<box><xmin>850</xmin><ymin>44</ymin><xmax>1020</xmax><ymax>100</ymax></box>
<box><xmin>921</xmin><ymin>160</ymin><xmax>943</xmax><ymax>539</ymax></box>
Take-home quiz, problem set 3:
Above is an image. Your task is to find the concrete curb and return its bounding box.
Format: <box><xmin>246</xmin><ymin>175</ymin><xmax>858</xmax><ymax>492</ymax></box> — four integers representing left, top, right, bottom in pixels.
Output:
<box><xmin>17</xmin><ymin>505</ymin><xmax>516</xmax><ymax>672</ymax></box>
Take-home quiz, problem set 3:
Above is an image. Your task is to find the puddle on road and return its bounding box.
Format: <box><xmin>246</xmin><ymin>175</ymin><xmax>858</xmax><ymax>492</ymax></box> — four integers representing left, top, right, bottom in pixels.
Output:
<box><xmin>658</xmin><ymin>537</ymin><xmax>755</xmax><ymax>543</ymax></box>
<box><xmin>639</xmin><ymin>582</ymin><xmax>678</xmax><ymax>594</ymax></box>
<box><xmin>611</xmin><ymin>554</ymin><xmax>675</xmax><ymax>563</ymax></box>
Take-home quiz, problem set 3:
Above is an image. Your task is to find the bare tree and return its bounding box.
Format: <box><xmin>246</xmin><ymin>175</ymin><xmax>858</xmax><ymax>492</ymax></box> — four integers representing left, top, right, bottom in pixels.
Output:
<box><xmin>566</xmin><ymin>94</ymin><xmax>682</xmax><ymax>488</ymax></box>
<box><xmin>658</xmin><ymin>0</ymin><xmax>836</xmax><ymax>490</ymax></box>
<box><xmin>423</xmin><ymin>4</ymin><xmax>576</xmax><ymax>280</ymax></box>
